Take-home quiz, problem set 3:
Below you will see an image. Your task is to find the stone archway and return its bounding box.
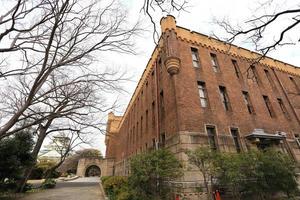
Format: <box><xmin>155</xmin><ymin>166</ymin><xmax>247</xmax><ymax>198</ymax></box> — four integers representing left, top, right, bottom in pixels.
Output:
<box><xmin>85</xmin><ymin>165</ymin><xmax>101</xmax><ymax>177</ymax></box>
<box><xmin>76</xmin><ymin>158</ymin><xmax>114</xmax><ymax>177</ymax></box>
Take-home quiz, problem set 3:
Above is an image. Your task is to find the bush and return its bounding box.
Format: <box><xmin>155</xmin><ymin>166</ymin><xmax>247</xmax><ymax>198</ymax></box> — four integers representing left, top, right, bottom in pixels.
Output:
<box><xmin>102</xmin><ymin>176</ymin><xmax>129</xmax><ymax>200</ymax></box>
<box><xmin>188</xmin><ymin>147</ymin><xmax>299</xmax><ymax>199</ymax></box>
<box><xmin>102</xmin><ymin>150</ymin><xmax>183</xmax><ymax>200</ymax></box>
<box><xmin>29</xmin><ymin>167</ymin><xmax>44</xmax><ymax>179</ymax></box>
<box><xmin>48</xmin><ymin>170</ymin><xmax>61</xmax><ymax>179</ymax></box>
<box><xmin>101</xmin><ymin>176</ymin><xmax>111</xmax><ymax>183</ymax></box>
<box><xmin>29</xmin><ymin>160</ymin><xmax>61</xmax><ymax>179</ymax></box>
<box><xmin>0</xmin><ymin>179</ymin><xmax>18</xmax><ymax>192</ymax></box>
<box><xmin>129</xmin><ymin>149</ymin><xmax>183</xmax><ymax>200</ymax></box>
<box><xmin>41</xmin><ymin>179</ymin><xmax>56</xmax><ymax>189</ymax></box>
<box><xmin>23</xmin><ymin>183</ymin><xmax>33</xmax><ymax>192</ymax></box>
<box><xmin>0</xmin><ymin>131</ymin><xmax>34</xmax><ymax>189</ymax></box>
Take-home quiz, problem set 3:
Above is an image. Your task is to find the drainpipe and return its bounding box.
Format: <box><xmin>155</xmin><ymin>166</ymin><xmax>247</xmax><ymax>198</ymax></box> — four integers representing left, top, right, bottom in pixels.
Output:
<box><xmin>272</xmin><ymin>68</ymin><xmax>300</xmax><ymax>125</ymax></box>
<box><xmin>272</xmin><ymin>68</ymin><xmax>299</xmax><ymax>160</ymax></box>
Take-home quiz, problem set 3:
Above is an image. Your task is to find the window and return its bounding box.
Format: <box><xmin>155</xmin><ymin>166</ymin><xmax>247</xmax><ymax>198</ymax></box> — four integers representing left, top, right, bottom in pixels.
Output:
<box><xmin>263</xmin><ymin>95</ymin><xmax>275</xmax><ymax>118</ymax></box>
<box><xmin>141</xmin><ymin>116</ymin><xmax>143</xmax><ymax>136</ymax></box>
<box><xmin>160</xmin><ymin>133</ymin><xmax>166</xmax><ymax>148</ymax></box>
<box><xmin>151</xmin><ymin>70</ymin><xmax>155</xmax><ymax>96</ymax></box>
<box><xmin>152</xmin><ymin>138</ymin><xmax>156</xmax><ymax>149</ymax></box>
<box><xmin>232</xmin><ymin>60</ymin><xmax>241</xmax><ymax>78</ymax></box>
<box><xmin>295</xmin><ymin>134</ymin><xmax>300</xmax><ymax>147</ymax></box>
<box><xmin>242</xmin><ymin>91</ymin><xmax>254</xmax><ymax>114</ymax></box>
<box><xmin>128</xmin><ymin>129</ymin><xmax>131</xmax><ymax>145</ymax></box>
<box><xmin>145</xmin><ymin>110</ymin><xmax>148</xmax><ymax>133</ymax></box>
<box><xmin>198</xmin><ymin>82</ymin><xmax>208</xmax><ymax>107</ymax></box>
<box><xmin>264</xmin><ymin>69</ymin><xmax>276</xmax><ymax>89</ymax></box>
<box><xmin>230</xmin><ymin>128</ymin><xmax>241</xmax><ymax>152</ymax></box>
<box><xmin>158</xmin><ymin>58</ymin><xmax>162</xmax><ymax>73</ymax></box>
<box><xmin>206</xmin><ymin>125</ymin><xmax>217</xmax><ymax>150</ymax></box>
<box><xmin>160</xmin><ymin>91</ymin><xmax>165</xmax><ymax>119</ymax></box>
<box><xmin>133</xmin><ymin>126</ymin><xmax>135</xmax><ymax>144</ymax></box>
<box><xmin>210</xmin><ymin>53</ymin><xmax>219</xmax><ymax>72</ymax></box>
<box><xmin>290</xmin><ymin>76</ymin><xmax>300</xmax><ymax>93</ymax></box>
<box><xmin>219</xmin><ymin>86</ymin><xmax>230</xmax><ymax>111</ymax></box>
<box><xmin>277</xmin><ymin>98</ymin><xmax>289</xmax><ymax>119</ymax></box>
<box><xmin>136</xmin><ymin>122</ymin><xmax>139</xmax><ymax>141</ymax></box>
<box><xmin>250</xmin><ymin>65</ymin><xmax>260</xmax><ymax>83</ymax></box>
<box><xmin>152</xmin><ymin>101</ymin><xmax>155</xmax><ymax>129</ymax></box>
<box><xmin>191</xmin><ymin>47</ymin><xmax>200</xmax><ymax>68</ymax></box>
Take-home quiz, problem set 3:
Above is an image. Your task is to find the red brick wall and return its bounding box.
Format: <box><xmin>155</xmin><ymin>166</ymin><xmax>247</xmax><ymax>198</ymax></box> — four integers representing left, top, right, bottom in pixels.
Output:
<box><xmin>106</xmin><ymin>33</ymin><xmax>300</xmax><ymax>163</ymax></box>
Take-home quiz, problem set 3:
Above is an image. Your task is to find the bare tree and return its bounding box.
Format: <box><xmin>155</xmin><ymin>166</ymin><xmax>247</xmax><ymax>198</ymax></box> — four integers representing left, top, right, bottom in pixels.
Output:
<box><xmin>215</xmin><ymin>0</ymin><xmax>300</xmax><ymax>58</ymax></box>
<box><xmin>0</xmin><ymin>0</ymin><xmax>55</xmax><ymax>78</ymax></box>
<box><xmin>11</xmin><ymin>67</ymin><xmax>124</xmax><ymax>191</ymax></box>
<box><xmin>0</xmin><ymin>0</ymin><xmax>189</xmax><ymax>79</ymax></box>
<box><xmin>0</xmin><ymin>0</ymin><xmax>140</xmax><ymax>138</ymax></box>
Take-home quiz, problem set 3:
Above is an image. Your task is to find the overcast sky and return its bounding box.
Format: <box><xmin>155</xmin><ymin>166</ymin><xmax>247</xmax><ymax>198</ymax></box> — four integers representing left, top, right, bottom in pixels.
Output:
<box><xmin>88</xmin><ymin>0</ymin><xmax>300</xmax><ymax>156</ymax></box>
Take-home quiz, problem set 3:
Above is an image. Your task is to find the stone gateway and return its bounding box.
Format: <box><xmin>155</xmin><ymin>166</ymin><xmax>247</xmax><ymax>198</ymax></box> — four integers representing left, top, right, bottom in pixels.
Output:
<box><xmin>76</xmin><ymin>158</ymin><xmax>114</xmax><ymax>177</ymax></box>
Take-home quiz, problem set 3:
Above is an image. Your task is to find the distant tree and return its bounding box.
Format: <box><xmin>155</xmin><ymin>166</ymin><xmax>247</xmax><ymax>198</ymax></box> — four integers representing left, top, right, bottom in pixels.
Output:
<box><xmin>76</xmin><ymin>149</ymin><xmax>103</xmax><ymax>159</ymax></box>
<box><xmin>0</xmin><ymin>131</ymin><xmax>34</xmax><ymax>189</ymax></box>
<box><xmin>129</xmin><ymin>149</ymin><xmax>183</xmax><ymax>200</ymax></box>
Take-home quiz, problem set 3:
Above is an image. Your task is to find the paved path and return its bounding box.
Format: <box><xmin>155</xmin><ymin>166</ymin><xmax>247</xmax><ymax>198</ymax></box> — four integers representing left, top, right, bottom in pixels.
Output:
<box><xmin>18</xmin><ymin>177</ymin><xmax>105</xmax><ymax>200</ymax></box>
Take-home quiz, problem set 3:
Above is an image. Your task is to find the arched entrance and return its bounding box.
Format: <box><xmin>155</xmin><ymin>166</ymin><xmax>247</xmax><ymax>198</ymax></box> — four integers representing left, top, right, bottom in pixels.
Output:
<box><xmin>85</xmin><ymin>165</ymin><xmax>101</xmax><ymax>177</ymax></box>
<box><xmin>77</xmin><ymin>158</ymin><xmax>114</xmax><ymax>177</ymax></box>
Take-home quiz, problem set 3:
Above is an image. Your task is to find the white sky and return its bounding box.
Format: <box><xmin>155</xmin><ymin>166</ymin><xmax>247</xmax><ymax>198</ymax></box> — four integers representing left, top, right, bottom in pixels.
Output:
<box><xmin>91</xmin><ymin>0</ymin><xmax>300</xmax><ymax>156</ymax></box>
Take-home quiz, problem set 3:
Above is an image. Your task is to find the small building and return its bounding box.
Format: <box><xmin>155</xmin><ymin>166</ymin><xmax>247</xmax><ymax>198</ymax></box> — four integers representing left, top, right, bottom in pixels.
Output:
<box><xmin>105</xmin><ymin>15</ymin><xmax>300</xmax><ymax>198</ymax></box>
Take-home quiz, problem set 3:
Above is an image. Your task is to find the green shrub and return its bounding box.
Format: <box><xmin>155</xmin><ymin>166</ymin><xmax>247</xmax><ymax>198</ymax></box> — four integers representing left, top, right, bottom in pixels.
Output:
<box><xmin>48</xmin><ymin>170</ymin><xmax>61</xmax><ymax>178</ymax></box>
<box><xmin>101</xmin><ymin>176</ymin><xmax>111</xmax><ymax>184</ymax></box>
<box><xmin>0</xmin><ymin>131</ymin><xmax>34</xmax><ymax>191</ymax></box>
<box><xmin>102</xmin><ymin>176</ymin><xmax>130</xmax><ymax>200</ymax></box>
<box><xmin>0</xmin><ymin>179</ymin><xmax>17</xmax><ymax>192</ymax></box>
<box><xmin>41</xmin><ymin>178</ymin><xmax>56</xmax><ymax>189</ymax></box>
<box><xmin>23</xmin><ymin>183</ymin><xmax>33</xmax><ymax>192</ymax></box>
<box><xmin>188</xmin><ymin>147</ymin><xmax>299</xmax><ymax>199</ymax></box>
<box><xmin>129</xmin><ymin>149</ymin><xmax>183</xmax><ymax>200</ymax></box>
<box><xmin>29</xmin><ymin>160</ymin><xmax>61</xmax><ymax>179</ymax></box>
<box><xmin>102</xmin><ymin>150</ymin><xmax>183</xmax><ymax>200</ymax></box>
<box><xmin>29</xmin><ymin>167</ymin><xmax>44</xmax><ymax>179</ymax></box>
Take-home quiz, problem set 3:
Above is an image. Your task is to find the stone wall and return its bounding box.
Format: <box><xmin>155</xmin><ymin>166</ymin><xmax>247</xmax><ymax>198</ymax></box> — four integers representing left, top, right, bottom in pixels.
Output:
<box><xmin>76</xmin><ymin>158</ymin><xmax>114</xmax><ymax>177</ymax></box>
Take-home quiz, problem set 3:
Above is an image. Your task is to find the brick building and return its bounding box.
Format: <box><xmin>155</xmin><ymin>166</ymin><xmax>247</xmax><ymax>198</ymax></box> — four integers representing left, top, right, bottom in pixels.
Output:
<box><xmin>105</xmin><ymin>15</ymin><xmax>300</xmax><ymax>195</ymax></box>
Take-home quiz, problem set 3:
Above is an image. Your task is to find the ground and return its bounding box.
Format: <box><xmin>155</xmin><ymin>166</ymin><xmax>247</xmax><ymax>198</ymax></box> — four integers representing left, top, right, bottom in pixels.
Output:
<box><xmin>18</xmin><ymin>177</ymin><xmax>105</xmax><ymax>200</ymax></box>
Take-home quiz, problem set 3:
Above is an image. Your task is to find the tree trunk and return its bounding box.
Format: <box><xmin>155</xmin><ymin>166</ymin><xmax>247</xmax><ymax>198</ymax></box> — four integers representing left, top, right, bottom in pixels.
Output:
<box><xmin>44</xmin><ymin>158</ymin><xmax>64</xmax><ymax>179</ymax></box>
<box><xmin>18</xmin><ymin>126</ymin><xmax>48</xmax><ymax>192</ymax></box>
<box><xmin>0</xmin><ymin>101</ymin><xmax>31</xmax><ymax>139</ymax></box>
<box><xmin>202</xmin><ymin>170</ymin><xmax>212</xmax><ymax>200</ymax></box>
